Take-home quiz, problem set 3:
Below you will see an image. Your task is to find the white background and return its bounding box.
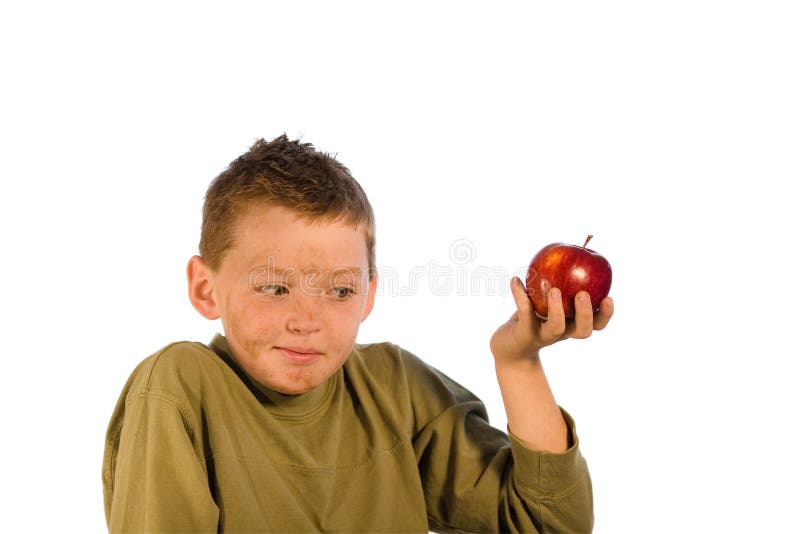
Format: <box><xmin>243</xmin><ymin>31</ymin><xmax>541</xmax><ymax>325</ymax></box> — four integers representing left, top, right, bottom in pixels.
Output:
<box><xmin>1</xmin><ymin>1</ymin><xmax>798</xmax><ymax>532</ymax></box>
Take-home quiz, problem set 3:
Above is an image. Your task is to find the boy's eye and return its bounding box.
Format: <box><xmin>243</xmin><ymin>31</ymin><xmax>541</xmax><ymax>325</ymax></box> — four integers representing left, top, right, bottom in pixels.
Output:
<box><xmin>256</xmin><ymin>285</ymin><xmax>289</xmax><ymax>296</ymax></box>
<box><xmin>331</xmin><ymin>287</ymin><xmax>354</xmax><ymax>299</ymax></box>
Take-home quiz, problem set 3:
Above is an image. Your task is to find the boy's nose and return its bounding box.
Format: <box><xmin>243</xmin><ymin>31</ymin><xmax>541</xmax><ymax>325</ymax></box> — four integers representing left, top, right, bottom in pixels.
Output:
<box><xmin>286</xmin><ymin>294</ymin><xmax>322</xmax><ymax>334</ymax></box>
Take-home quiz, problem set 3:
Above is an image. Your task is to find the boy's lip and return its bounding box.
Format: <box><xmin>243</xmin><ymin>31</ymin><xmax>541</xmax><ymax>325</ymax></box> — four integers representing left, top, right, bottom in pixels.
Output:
<box><xmin>277</xmin><ymin>345</ymin><xmax>321</xmax><ymax>354</ymax></box>
<box><xmin>275</xmin><ymin>346</ymin><xmax>323</xmax><ymax>363</ymax></box>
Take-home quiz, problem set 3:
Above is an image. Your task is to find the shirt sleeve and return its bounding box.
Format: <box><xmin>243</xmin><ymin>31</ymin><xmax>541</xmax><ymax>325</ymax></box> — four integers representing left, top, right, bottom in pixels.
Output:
<box><xmin>407</xmin><ymin>355</ymin><xmax>593</xmax><ymax>533</ymax></box>
<box><xmin>103</xmin><ymin>392</ymin><xmax>219</xmax><ymax>533</ymax></box>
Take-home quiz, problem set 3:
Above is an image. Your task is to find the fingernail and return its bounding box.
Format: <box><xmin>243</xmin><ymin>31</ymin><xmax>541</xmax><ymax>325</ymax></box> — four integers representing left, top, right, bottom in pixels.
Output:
<box><xmin>550</xmin><ymin>288</ymin><xmax>560</xmax><ymax>299</ymax></box>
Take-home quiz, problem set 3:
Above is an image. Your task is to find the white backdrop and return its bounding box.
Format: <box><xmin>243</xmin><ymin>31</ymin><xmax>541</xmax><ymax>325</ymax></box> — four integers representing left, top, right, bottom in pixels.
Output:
<box><xmin>2</xmin><ymin>1</ymin><xmax>798</xmax><ymax>532</ymax></box>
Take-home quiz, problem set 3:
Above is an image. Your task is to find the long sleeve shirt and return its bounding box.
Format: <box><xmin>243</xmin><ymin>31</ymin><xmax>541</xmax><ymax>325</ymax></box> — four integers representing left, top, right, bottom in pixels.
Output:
<box><xmin>103</xmin><ymin>334</ymin><xmax>593</xmax><ymax>532</ymax></box>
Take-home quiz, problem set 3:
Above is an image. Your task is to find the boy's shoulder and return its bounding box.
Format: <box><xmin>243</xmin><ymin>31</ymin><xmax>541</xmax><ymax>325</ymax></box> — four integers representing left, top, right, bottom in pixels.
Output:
<box><xmin>350</xmin><ymin>341</ymin><xmax>473</xmax><ymax>401</ymax></box>
<box><xmin>350</xmin><ymin>340</ymin><xmax>426</xmax><ymax>376</ymax></box>
<box><xmin>122</xmin><ymin>339</ymin><xmax>226</xmax><ymax>400</ymax></box>
<box><xmin>349</xmin><ymin>341</ymin><xmax>482</xmax><ymax>433</ymax></box>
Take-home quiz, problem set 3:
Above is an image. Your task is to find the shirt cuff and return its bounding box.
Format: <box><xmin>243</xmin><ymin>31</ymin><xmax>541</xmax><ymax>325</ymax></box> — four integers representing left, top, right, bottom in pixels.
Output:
<box><xmin>507</xmin><ymin>407</ymin><xmax>588</xmax><ymax>496</ymax></box>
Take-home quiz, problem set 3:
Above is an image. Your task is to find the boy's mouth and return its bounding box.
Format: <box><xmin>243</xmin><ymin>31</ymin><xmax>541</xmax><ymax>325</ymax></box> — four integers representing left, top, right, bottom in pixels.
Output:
<box><xmin>275</xmin><ymin>346</ymin><xmax>322</xmax><ymax>364</ymax></box>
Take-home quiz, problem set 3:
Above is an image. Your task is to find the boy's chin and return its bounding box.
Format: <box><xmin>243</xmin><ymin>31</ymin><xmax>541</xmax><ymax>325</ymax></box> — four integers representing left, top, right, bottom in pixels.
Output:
<box><xmin>268</xmin><ymin>374</ymin><xmax>327</xmax><ymax>396</ymax></box>
<box><xmin>273</xmin><ymin>384</ymin><xmax>314</xmax><ymax>396</ymax></box>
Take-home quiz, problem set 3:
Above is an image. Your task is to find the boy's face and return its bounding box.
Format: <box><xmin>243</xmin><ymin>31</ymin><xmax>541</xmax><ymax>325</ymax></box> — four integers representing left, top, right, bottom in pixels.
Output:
<box><xmin>190</xmin><ymin>204</ymin><xmax>377</xmax><ymax>395</ymax></box>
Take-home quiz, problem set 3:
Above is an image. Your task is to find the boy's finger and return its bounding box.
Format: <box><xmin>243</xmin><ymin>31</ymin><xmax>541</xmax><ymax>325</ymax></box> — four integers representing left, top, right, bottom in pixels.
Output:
<box><xmin>593</xmin><ymin>296</ymin><xmax>614</xmax><ymax>330</ymax></box>
<box><xmin>510</xmin><ymin>277</ymin><xmax>535</xmax><ymax>328</ymax></box>
<box><xmin>570</xmin><ymin>291</ymin><xmax>594</xmax><ymax>339</ymax></box>
<box><xmin>541</xmin><ymin>287</ymin><xmax>566</xmax><ymax>340</ymax></box>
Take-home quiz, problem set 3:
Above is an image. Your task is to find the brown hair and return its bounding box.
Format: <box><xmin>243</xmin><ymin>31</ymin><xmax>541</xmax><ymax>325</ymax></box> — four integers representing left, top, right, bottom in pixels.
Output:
<box><xmin>199</xmin><ymin>135</ymin><xmax>376</xmax><ymax>277</ymax></box>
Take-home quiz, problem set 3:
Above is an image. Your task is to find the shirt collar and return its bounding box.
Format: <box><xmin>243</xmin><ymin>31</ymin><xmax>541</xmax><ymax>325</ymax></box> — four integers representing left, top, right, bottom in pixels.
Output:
<box><xmin>207</xmin><ymin>333</ymin><xmax>338</xmax><ymax>420</ymax></box>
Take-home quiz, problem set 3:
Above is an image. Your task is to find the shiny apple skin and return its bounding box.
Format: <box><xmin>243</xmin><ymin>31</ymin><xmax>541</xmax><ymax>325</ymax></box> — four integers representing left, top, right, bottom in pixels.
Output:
<box><xmin>525</xmin><ymin>242</ymin><xmax>612</xmax><ymax>319</ymax></box>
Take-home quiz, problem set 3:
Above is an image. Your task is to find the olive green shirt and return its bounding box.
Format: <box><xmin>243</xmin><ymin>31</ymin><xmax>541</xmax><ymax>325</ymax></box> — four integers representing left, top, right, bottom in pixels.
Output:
<box><xmin>103</xmin><ymin>335</ymin><xmax>592</xmax><ymax>533</ymax></box>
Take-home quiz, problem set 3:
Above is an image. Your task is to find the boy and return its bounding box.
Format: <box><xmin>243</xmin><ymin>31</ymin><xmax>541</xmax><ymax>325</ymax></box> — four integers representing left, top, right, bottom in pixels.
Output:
<box><xmin>103</xmin><ymin>135</ymin><xmax>613</xmax><ymax>533</ymax></box>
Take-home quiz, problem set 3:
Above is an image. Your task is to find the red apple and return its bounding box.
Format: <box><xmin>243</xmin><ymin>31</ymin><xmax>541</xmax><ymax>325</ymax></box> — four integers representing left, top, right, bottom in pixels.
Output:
<box><xmin>525</xmin><ymin>235</ymin><xmax>612</xmax><ymax>319</ymax></box>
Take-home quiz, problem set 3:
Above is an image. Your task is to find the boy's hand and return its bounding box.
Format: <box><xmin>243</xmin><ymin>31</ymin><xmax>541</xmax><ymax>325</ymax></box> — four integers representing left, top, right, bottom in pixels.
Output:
<box><xmin>490</xmin><ymin>277</ymin><xmax>614</xmax><ymax>364</ymax></box>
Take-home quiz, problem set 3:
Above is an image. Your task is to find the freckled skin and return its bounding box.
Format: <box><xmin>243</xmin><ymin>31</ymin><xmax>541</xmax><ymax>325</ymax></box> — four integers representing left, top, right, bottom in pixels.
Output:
<box><xmin>191</xmin><ymin>205</ymin><xmax>378</xmax><ymax>395</ymax></box>
<box><xmin>525</xmin><ymin>241</ymin><xmax>612</xmax><ymax>319</ymax></box>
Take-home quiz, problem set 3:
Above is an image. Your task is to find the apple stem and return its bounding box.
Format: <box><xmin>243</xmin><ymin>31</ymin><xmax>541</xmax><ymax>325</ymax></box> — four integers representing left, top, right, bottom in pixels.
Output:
<box><xmin>583</xmin><ymin>235</ymin><xmax>593</xmax><ymax>249</ymax></box>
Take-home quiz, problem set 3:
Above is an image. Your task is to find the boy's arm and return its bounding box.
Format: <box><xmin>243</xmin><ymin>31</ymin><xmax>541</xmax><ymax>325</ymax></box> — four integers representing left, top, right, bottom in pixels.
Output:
<box><xmin>409</xmin><ymin>356</ymin><xmax>592</xmax><ymax>533</ymax></box>
<box><xmin>491</xmin><ymin>277</ymin><xmax>613</xmax><ymax>452</ymax></box>
<box><xmin>485</xmin><ymin>277</ymin><xmax>612</xmax><ymax>531</ymax></box>
<box><xmin>103</xmin><ymin>393</ymin><xmax>219</xmax><ymax>533</ymax></box>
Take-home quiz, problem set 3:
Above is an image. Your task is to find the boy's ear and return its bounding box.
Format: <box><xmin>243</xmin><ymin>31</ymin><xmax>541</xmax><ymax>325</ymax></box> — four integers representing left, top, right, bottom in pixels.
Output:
<box><xmin>187</xmin><ymin>255</ymin><xmax>220</xmax><ymax>320</ymax></box>
<box><xmin>360</xmin><ymin>273</ymin><xmax>379</xmax><ymax>322</ymax></box>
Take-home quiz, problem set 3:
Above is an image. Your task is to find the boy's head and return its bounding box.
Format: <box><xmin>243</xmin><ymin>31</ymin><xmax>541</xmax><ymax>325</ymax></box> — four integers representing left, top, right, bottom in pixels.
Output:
<box><xmin>187</xmin><ymin>135</ymin><xmax>379</xmax><ymax>395</ymax></box>
<box><xmin>198</xmin><ymin>134</ymin><xmax>376</xmax><ymax>278</ymax></box>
